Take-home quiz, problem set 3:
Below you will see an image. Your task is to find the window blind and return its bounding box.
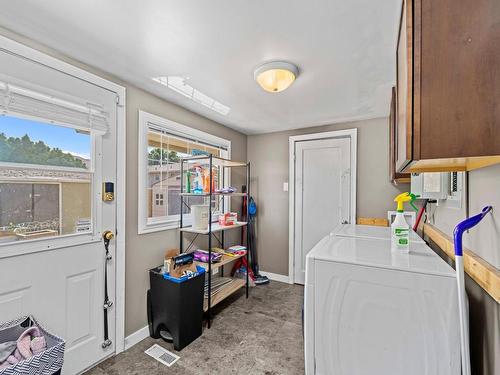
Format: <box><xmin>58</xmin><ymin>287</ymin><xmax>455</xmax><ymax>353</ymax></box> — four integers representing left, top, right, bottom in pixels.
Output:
<box><xmin>147</xmin><ymin>124</ymin><xmax>229</xmax><ymax>151</ymax></box>
<box><xmin>0</xmin><ymin>80</ymin><xmax>109</xmax><ymax>135</ymax></box>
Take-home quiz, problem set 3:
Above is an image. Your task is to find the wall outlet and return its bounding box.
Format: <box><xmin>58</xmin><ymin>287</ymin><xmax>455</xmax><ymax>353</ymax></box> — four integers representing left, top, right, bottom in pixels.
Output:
<box><xmin>212</xmin><ymin>268</ymin><xmax>218</xmax><ymax>275</ymax></box>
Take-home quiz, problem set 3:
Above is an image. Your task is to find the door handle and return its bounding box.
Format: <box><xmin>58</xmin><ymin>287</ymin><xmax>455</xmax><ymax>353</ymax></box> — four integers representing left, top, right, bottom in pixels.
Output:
<box><xmin>103</xmin><ymin>231</ymin><xmax>114</xmax><ymax>260</ymax></box>
<box><xmin>102</xmin><ymin>230</ymin><xmax>114</xmax><ymax>349</ymax></box>
<box><xmin>103</xmin><ymin>230</ymin><xmax>114</xmax><ymax>241</ymax></box>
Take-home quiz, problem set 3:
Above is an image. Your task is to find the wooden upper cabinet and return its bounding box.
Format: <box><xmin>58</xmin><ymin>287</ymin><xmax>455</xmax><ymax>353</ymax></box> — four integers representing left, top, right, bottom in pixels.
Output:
<box><xmin>395</xmin><ymin>0</ymin><xmax>413</xmax><ymax>172</ymax></box>
<box><xmin>394</xmin><ymin>0</ymin><xmax>500</xmax><ymax>173</ymax></box>
<box><xmin>389</xmin><ymin>87</ymin><xmax>410</xmax><ymax>184</ymax></box>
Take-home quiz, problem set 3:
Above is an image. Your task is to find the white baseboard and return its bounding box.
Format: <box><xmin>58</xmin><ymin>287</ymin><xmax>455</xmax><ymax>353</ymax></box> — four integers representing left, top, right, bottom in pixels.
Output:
<box><xmin>259</xmin><ymin>271</ymin><xmax>291</xmax><ymax>284</ymax></box>
<box><xmin>124</xmin><ymin>325</ymin><xmax>150</xmax><ymax>351</ymax></box>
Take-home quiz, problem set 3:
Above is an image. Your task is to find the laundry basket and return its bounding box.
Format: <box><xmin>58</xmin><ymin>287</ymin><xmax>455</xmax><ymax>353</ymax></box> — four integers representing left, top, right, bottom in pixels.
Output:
<box><xmin>0</xmin><ymin>316</ymin><xmax>65</xmax><ymax>375</ymax></box>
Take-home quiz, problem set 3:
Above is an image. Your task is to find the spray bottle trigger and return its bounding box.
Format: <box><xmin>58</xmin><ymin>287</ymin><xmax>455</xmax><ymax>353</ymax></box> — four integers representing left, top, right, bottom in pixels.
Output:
<box><xmin>409</xmin><ymin>193</ymin><xmax>420</xmax><ymax>212</ymax></box>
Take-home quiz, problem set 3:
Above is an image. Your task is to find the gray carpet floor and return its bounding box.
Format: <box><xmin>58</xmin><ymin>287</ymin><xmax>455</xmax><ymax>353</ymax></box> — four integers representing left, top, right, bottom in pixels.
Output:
<box><xmin>85</xmin><ymin>281</ymin><xmax>304</xmax><ymax>375</ymax></box>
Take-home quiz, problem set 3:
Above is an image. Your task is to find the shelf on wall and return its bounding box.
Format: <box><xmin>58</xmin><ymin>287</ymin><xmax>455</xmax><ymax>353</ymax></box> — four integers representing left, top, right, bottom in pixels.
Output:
<box><xmin>203</xmin><ymin>278</ymin><xmax>246</xmax><ymax>312</ymax></box>
<box><xmin>180</xmin><ymin>192</ymin><xmax>247</xmax><ymax>197</ymax></box>
<box><xmin>180</xmin><ymin>222</ymin><xmax>247</xmax><ymax>235</ymax></box>
<box><xmin>195</xmin><ymin>253</ymin><xmax>246</xmax><ymax>271</ymax></box>
<box><xmin>181</xmin><ymin>155</ymin><xmax>247</xmax><ymax>168</ymax></box>
<box><xmin>394</xmin><ymin>177</ymin><xmax>411</xmax><ymax>185</ymax></box>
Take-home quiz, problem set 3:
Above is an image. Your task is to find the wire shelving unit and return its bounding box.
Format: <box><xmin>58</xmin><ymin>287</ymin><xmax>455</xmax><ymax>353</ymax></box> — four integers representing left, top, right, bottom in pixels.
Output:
<box><xmin>179</xmin><ymin>154</ymin><xmax>250</xmax><ymax>328</ymax></box>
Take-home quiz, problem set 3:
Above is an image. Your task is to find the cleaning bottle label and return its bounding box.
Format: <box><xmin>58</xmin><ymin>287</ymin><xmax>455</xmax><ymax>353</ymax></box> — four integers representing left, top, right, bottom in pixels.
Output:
<box><xmin>393</xmin><ymin>228</ymin><xmax>409</xmax><ymax>246</ymax></box>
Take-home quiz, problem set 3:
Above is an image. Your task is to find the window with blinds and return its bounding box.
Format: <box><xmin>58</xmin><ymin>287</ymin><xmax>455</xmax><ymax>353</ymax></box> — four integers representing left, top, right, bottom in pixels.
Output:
<box><xmin>138</xmin><ymin>111</ymin><xmax>231</xmax><ymax>233</ymax></box>
<box><xmin>0</xmin><ymin>80</ymin><xmax>110</xmax><ymax>135</ymax></box>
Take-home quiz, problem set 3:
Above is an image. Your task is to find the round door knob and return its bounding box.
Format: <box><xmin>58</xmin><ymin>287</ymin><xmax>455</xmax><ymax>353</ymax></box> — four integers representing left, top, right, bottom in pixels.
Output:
<box><xmin>103</xmin><ymin>231</ymin><xmax>114</xmax><ymax>241</ymax></box>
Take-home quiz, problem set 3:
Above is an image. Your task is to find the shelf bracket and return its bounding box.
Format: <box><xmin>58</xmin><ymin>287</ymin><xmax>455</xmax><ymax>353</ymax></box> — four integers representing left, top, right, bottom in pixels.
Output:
<box><xmin>211</xmin><ymin>233</ymin><xmax>223</xmax><ymax>248</ymax></box>
<box><xmin>184</xmin><ymin>234</ymin><xmax>199</xmax><ymax>253</ymax></box>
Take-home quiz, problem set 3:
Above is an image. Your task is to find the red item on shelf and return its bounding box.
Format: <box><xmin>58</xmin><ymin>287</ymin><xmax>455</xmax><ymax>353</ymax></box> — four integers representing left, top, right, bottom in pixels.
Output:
<box><xmin>218</xmin><ymin>212</ymin><xmax>237</xmax><ymax>226</ymax></box>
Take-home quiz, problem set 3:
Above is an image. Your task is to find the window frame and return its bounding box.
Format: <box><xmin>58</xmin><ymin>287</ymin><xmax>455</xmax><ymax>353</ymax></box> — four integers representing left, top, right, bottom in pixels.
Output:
<box><xmin>137</xmin><ymin>110</ymin><xmax>231</xmax><ymax>234</ymax></box>
<box><xmin>0</xmin><ymin>180</ymin><xmax>63</xmax><ymax>233</ymax></box>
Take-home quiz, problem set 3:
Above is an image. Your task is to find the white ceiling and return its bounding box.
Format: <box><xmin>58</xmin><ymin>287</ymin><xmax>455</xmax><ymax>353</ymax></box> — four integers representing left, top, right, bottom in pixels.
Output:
<box><xmin>0</xmin><ymin>0</ymin><xmax>401</xmax><ymax>134</ymax></box>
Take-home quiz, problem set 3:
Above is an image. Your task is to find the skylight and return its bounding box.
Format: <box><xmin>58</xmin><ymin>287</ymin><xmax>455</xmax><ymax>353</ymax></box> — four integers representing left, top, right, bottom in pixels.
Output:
<box><xmin>152</xmin><ymin>76</ymin><xmax>230</xmax><ymax>116</ymax></box>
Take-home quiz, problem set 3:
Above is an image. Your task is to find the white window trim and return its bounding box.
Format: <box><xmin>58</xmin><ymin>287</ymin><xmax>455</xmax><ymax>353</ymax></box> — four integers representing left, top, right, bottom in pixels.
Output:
<box><xmin>138</xmin><ymin>110</ymin><xmax>231</xmax><ymax>234</ymax></box>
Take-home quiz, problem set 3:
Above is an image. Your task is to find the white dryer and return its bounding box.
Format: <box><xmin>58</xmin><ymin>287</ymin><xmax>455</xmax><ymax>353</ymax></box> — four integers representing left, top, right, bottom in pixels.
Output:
<box><xmin>304</xmin><ymin>230</ymin><xmax>460</xmax><ymax>375</ymax></box>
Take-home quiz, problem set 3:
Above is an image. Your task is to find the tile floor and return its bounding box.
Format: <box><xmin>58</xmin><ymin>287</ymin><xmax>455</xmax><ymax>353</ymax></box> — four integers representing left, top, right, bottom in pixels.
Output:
<box><xmin>85</xmin><ymin>281</ymin><xmax>304</xmax><ymax>375</ymax></box>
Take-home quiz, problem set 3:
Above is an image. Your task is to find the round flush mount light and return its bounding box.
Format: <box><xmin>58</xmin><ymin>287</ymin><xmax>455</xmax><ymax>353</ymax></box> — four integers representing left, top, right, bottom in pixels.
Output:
<box><xmin>254</xmin><ymin>61</ymin><xmax>299</xmax><ymax>93</ymax></box>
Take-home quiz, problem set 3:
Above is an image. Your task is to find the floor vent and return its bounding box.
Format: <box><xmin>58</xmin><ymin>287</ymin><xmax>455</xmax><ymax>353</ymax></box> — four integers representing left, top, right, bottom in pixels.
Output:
<box><xmin>144</xmin><ymin>344</ymin><xmax>180</xmax><ymax>367</ymax></box>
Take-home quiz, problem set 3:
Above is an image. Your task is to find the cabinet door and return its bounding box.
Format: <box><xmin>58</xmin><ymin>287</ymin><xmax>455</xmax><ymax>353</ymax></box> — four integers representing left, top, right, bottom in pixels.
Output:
<box><xmin>390</xmin><ymin>87</ymin><xmax>410</xmax><ymax>183</ymax></box>
<box><xmin>395</xmin><ymin>0</ymin><xmax>414</xmax><ymax>172</ymax></box>
<box><xmin>418</xmin><ymin>0</ymin><xmax>500</xmax><ymax>160</ymax></box>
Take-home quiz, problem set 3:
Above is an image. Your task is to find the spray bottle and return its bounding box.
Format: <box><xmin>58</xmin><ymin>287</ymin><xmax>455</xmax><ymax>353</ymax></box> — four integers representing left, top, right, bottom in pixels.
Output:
<box><xmin>193</xmin><ymin>167</ymin><xmax>204</xmax><ymax>194</ymax></box>
<box><xmin>391</xmin><ymin>192</ymin><xmax>417</xmax><ymax>253</ymax></box>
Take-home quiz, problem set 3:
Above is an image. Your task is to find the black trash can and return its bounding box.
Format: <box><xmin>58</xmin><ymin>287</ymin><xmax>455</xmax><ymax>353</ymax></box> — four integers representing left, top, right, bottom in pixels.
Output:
<box><xmin>147</xmin><ymin>265</ymin><xmax>205</xmax><ymax>351</ymax></box>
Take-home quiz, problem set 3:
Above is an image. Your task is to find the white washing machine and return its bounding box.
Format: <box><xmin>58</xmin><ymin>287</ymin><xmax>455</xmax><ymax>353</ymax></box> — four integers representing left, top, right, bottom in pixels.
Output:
<box><xmin>304</xmin><ymin>230</ymin><xmax>460</xmax><ymax>375</ymax></box>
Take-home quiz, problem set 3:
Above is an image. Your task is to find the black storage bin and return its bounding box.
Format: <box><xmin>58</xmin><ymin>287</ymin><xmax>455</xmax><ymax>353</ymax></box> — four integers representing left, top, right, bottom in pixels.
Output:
<box><xmin>147</xmin><ymin>266</ymin><xmax>205</xmax><ymax>351</ymax></box>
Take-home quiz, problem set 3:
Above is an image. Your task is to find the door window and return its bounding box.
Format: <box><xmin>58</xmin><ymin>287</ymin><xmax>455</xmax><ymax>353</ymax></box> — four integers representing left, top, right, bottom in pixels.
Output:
<box><xmin>0</xmin><ymin>115</ymin><xmax>92</xmax><ymax>244</ymax></box>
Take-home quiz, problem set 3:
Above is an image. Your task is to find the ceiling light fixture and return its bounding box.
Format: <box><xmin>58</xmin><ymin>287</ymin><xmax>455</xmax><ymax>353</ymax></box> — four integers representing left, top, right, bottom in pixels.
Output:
<box><xmin>254</xmin><ymin>61</ymin><xmax>299</xmax><ymax>93</ymax></box>
<box><xmin>152</xmin><ymin>76</ymin><xmax>230</xmax><ymax>115</ymax></box>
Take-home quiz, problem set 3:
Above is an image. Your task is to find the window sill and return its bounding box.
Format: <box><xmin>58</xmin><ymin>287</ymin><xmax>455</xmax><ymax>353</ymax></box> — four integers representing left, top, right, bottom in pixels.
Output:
<box><xmin>138</xmin><ymin>216</ymin><xmax>221</xmax><ymax>235</ymax></box>
<box><xmin>138</xmin><ymin>221</ymin><xmax>179</xmax><ymax>235</ymax></box>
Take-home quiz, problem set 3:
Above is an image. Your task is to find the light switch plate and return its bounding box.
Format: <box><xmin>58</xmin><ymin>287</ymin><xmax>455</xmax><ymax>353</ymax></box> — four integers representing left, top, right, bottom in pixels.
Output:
<box><xmin>283</xmin><ymin>182</ymin><xmax>289</xmax><ymax>192</ymax></box>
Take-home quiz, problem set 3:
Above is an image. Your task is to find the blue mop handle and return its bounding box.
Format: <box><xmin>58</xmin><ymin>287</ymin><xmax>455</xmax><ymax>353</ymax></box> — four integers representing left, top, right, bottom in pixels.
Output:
<box><xmin>453</xmin><ymin>206</ymin><xmax>492</xmax><ymax>256</ymax></box>
<box><xmin>453</xmin><ymin>205</ymin><xmax>492</xmax><ymax>375</ymax></box>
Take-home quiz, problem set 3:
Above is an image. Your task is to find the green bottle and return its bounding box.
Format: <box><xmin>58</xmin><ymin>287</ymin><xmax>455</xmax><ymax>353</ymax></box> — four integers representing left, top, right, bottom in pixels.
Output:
<box><xmin>185</xmin><ymin>170</ymin><xmax>191</xmax><ymax>193</ymax></box>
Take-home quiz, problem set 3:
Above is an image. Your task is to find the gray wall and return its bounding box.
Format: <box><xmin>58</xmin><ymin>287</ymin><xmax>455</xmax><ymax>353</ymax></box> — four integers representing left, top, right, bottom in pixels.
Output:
<box><xmin>124</xmin><ymin>89</ymin><xmax>246</xmax><ymax>335</ymax></box>
<box><xmin>247</xmin><ymin>117</ymin><xmax>406</xmax><ymax>276</ymax></box>
<box><xmin>431</xmin><ymin>163</ymin><xmax>500</xmax><ymax>269</ymax></box>
<box><xmin>0</xmin><ymin>27</ymin><xmax>247</xmax><ymax>336</ymax></box>
<box><xmin>426</xmin><ymin>239</ymin><xmax>500</xmax><ymax>375</ymax></box>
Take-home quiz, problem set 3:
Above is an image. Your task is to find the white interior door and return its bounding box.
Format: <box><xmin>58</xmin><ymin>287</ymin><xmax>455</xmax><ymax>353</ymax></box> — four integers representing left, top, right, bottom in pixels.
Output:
<box><xmin>294</xmin><ymin>137</ymin><xmax>351</xmax><ymax>284</ymax></box>
<box><xmin>0</xmin><ymin>49</ymin><xmax>118</xmax><ymax>374</ymax></box>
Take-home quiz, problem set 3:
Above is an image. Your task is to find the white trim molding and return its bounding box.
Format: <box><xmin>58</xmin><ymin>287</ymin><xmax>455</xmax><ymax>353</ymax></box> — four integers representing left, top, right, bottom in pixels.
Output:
<box><xmin>259</xmin><ymin>271</ymin><xmax>290</xmax><ymax>284</ymax></box>
<box><xmin>288</xmin><ymin>129</ymin><xmax>357</xmax><ymax>285</ymax></box>
<box><xmin>124</xmin><ymin>325</ymin><xmax>150</xmax><ymax>351</ymax></box>
<box><xmin>0</xmin><ymin>35</ymin><xmax>127</xmax><ymax>354</ymax></box>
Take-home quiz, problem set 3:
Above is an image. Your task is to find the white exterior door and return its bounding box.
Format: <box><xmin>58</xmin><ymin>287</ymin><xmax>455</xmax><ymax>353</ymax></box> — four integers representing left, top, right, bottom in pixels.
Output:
<box><xmin>0</xmin><ymin>48</ymin><xmax>118</xmax><ymax>374</ymax></box>
<box><xmin>294</xmin><ymin>137</ymin><xmax>351</xmax><ymax>284</ymax></box>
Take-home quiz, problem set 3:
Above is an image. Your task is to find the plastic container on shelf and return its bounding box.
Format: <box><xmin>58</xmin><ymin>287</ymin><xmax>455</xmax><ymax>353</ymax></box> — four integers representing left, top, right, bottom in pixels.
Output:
<box><xmin>162</xmin><ymin>265</ymin><xmax>206</xmax><ymax>283</ymax></box>
<box><xmin>191</xmin><ymin>205</ymin><xmax>209</xmax><ymax>230</ymax></box>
